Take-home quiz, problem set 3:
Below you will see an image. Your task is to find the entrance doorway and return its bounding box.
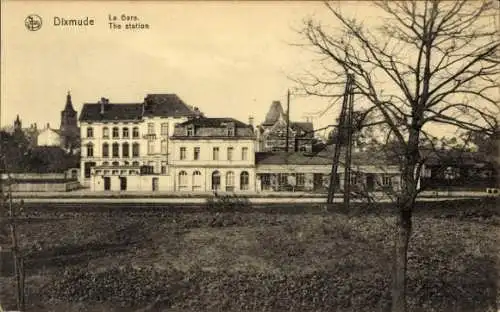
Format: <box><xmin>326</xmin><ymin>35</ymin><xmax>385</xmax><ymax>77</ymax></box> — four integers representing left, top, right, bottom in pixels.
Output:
<box><xmin>152</xmin><ymin>177</ymin><xmax>159</xmax><ymax>191</ymax></box>
<box><xmin>120</xmin><ymin>177</ymin><xmax>127</xmax><ymax>191</ymax></box>
<box><xmin>104</xmin><ymin>177</ymin><xmax>111</xmax><ymax>191</ymax></box>
<box><xmin>366</xmin><ymin>174</ymin><xmax>375</xmax><ymax>192</ymax></box>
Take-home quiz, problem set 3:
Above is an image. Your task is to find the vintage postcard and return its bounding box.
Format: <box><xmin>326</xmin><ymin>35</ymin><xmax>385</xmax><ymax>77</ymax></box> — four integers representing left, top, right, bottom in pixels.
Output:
<box><xmin>1</xmin><ymin>1</ymin><xmax>498</xmax><ymax>311</ymax></box>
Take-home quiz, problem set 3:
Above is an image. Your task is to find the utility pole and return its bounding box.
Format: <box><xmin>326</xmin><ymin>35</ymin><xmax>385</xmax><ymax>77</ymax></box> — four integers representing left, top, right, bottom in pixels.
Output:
<box><xmin>343</xmin><ymin>79</ymin><xmax>355</xmax><ymax>209</ymax></box>
<box><xmin>326</xmin><ymin>74</ymin><xmax>355</xmax><ymax>206</ymax></box>
<box><xmin>285</xmin><ymin>89</ymin><xmax>290</xmax><ymax>152</ymax></box>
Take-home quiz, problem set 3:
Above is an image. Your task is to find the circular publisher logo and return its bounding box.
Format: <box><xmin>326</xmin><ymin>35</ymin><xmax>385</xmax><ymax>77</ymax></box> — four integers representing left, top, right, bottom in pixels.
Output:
<box><xmin>25</xmin><ymin>14</ymin><xmax>42</xmax><ymax>31</ymax></box>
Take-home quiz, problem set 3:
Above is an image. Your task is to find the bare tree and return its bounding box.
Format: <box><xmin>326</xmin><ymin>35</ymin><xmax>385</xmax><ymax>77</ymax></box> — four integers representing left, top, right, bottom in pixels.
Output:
<box><xmin>294</xmin><ymin>1</ymin><xmax>499</xmax><ymax>311</ymax></box>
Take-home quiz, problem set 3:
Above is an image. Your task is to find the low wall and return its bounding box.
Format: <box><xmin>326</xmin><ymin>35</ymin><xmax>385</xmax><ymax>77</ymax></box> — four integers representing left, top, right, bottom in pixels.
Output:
<box><xmin>2</xmin><ymin>181</ymin><xmax>81</xmax><ymax>192</ymax></box>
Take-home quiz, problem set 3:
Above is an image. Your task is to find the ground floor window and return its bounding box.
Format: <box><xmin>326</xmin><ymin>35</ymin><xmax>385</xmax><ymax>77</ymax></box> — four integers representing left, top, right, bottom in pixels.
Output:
<box><xmin>178</xmin><ymin>170</ymin><xmax>188</xmax><ymax>190</ymax></box>
<box><xmin>296</xmin><ymin>173</ymin><xmax>305</xmax><ymax>187</ymax></box>
<box><xmin>226</xmin><ymin>171</ymin><xmax>235</xmax><ymax>192</ymax></box>
<box><xmin>212</xmin><ymin>170</ymin><xmax>221</xmax><ymax>191</ymax></box>
<box><xmin>382</xmin><ymin>175</ymin><xmax>392</xmax><ymax>186</ymax></box>
<box><xmin>240</xmin><ymin>171</ymin><xmax>249</xmax><ymax>190</ymax></box>
<box><xmin>84</xmin><ymin>162</ymin><xmax>96</xmax><ymax>178</ymax></box>
<box><xmin>192</xmin><ymin>171</ymin><xmax>202</xmax><ymax>191</ymax></box>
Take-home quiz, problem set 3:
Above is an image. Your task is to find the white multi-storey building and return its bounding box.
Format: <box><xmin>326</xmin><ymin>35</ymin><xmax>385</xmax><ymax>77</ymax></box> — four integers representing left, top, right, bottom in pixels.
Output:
<box><xmin>79</xmin><ymin>94</ymin><xmax>200</xmax><ymax>191</ymax></box>
<box><xmin>170</xmin><ymin>117</ymin><xmax>256</xmax><ymax>192</ymax></box>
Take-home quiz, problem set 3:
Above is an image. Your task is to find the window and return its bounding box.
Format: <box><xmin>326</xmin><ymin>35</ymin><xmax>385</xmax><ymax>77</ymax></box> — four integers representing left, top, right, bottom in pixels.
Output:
<box><xmin>240</xmin><ymin>171</ymin><xmax>249</xmax><ymax>190</ymax></box>
<box><xmin>227</xmin><ymin>126</ymin><xmax>234</xmax><ymax>136</ymax></box>
<box><xmin>112</xmin><ymin>127</ymin><xmax>119</xmax><ymax>138</ymax></box>
<box><xmin>148</xmin><ymin>141</ymin><xmax>155</xmax><ymax>154</ymax></box>
<box><xmin>161</xmin><ymin>161</ymin><xmax>168</xmax><ymax>174</ymax></box>
<box><xmin>180</xmin><ymin>147</ymin><xmax>187</xmax><ymax>160</ymax></box>
<box><xmin>102</xmin><ymin>143</ymin><xmax>109</xmax><ymax>158</ymax></box>
<box><xmin>161</xmin><ymin>140</ymin><xmax>167</xmax><ymax>154</ymax></box>
<box><xmin>132</xmin><ymin>127</ymin><xmax>139</xmax><ymax>138</ymax></box>
<box><xmin>212</xmin><ymin>171</ymin><xmax>221</xmax><ymax>190</ymax></box>
<box><xmin>86</xmin><ymin>143</ymin><xmax>94</xmax><ymax>157</ymax></box>
<box><xmin>192</xmin><ymin>171</ymin><xmax>202</xmax><ymax>191</ymax></box>
<box><xmin>132</xmin><ymin>143</ymin><xmax>140</xmax><ymax>157</ymax></box>
<box><xmin>227</xmin><ymin>147</ymin><xmax>233</xmax><ymax>161</ymax></box>
<box><xmin>161</xmin><ymin>123</ymin><xmax>169</xmax><ymax>136</ymax></box>
<box><xmin>296</xmin><ymin>173</ymin><xmax>305</xmax><ymax>186</ymax></box>
<box><xmin>132</xmin><ymin>161</ymin><xmax>140</xmax><ymax>166</ymax></box>
<box><xmin>112</xmin><ymin>161</ymin><xmax>119</xmax><ymax>166</ymax></box>
<box><xmin>87</xmin><ymin>127</ymin><xmax>94</xmax><ymax>138</ymax></box>
<box><xmin>124</xmin><ymin>161</ymin><xmax>130</xmax><ymax>166</ymax></box>
<box><xmin>112</xmin><ymin>143</ymin><xmax>119</xmax><ymax>157</ymax></box>
<box><xmin>194</xmin><ymin>147</ymin><xmax>200</xmax><ymax>160</ymax></box>
<box><xmin>148</xmin><ymin>123</ymin><xmax>155</xmax><ymax>134</ymax></box>
<box><xmin>226</xmin><ymin>171</ymin><xmax>235</xmax><ymax>192</ymax></box>
<box><xmin>122</xmin><ymin>127</ymin><xmax>129</xmax><ymax>138</ymax></box>
<box><xmin>350</xmin><ymin>174</ymin><xmax>358</xmax><ymax>185</ymax></box>
<box><xmin>102</xmin><ymin>161</ymin><xmax>109</xmax><ymax>166</ymax></box>
<box><xmin>84</xmin><ymin>162</ymin><xmax>95</xmax><ymax>178</ymax></box>
<box><xmin>242</xmin><ymin>147</ymin><xmax>248</xmax><ymax>160</ymax></box>
<box><xmin>279</xmin><ymin>173</ymin><xmax>288</xmax><ymax>186</ymax></box>
<box><xmin>178</xmin><ymin>171</ymin><xmax>188</xmax><ymax>190</ymax></box>
<box><xmin>382</xmin><ymin>175</ymin><xmax>392</xmax><ymax>186</ymax></box>
<box><xmin>213</xmin><ymin>147</ymin><xmax>219</xmax><ymax>160</ymax></box>
<box><xmin>102</xmin><ymin>127</ymin><xmax>109</xmax><ymax>138</ymax></box>
<box><xmin>187</xmin><ymin>125</ymin><xmax>194</xmax><ymax>136</ymax></box>
<box><xmin>122</xmin><ymin>142</ymin><xmax>129</xmax><ymax>158</ymax></box>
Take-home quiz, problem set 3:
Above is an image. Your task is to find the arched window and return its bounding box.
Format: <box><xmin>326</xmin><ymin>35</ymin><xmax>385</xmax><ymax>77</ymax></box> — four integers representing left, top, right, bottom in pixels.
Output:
<box><xmin>132</xmin><ymin>127</ymin><xmax>139</xmax><ymax>138</ymax></box>
<box><xmin>102</xmin><ymin>143</ymin><xmax>109</xmax><ymax>158</ymax></box>
<box><xmin>86</xmin><ymin>127</ymin><xmax>94</xmax><ymax>138</ymax></box>
<box><xmin>192</xmin><ymin>171</ymin><xmax>202</xmax><ymax>191</ymax></box>
<box><xmin>122</xmin><ymin>142</ymin><xmax>129</xmax><ymax>158</ymax></box>
<box><xmin>112</xmin><ymin>143</ymin><xmax>119</xmax><ymax>157</ymax></box>
<box><xmin>226</xmin><ymin>171</ymin><xmax>235</xmax><ymax>192</ymax></box>
<box><xmin>132</xmin><ymin>143</ymin><xmax>140</xmax><ymax>157</ymax></box>
<box><xmin>124</xmin><ymin>161</ymin><xmax>130</xmax><ymax>166</ymax></box>
<box><xmin>112</xmin><ymin>127</ymin><xmax>119</xmax><ymax>138</ymax></box>
<box><xmin>102</xmin><ymin>127</ymin><xmax>109</xmax><ymax>138</ymax></box>
<box><xmin>112</xmin><ymin>161</ymin><xmax>119</xmax><ymax>166</ymax></box>
<box><xmin>178</xmin><ymin>171</ymin><xmax>188</xmax><ymax>190</ymax></box>
<box><xmin>240</xmin><ymin>171</ymin><xmax>249</xmax><ymax>190</ymax></box>
<box><xmin>211</xmin><ymin>170</ymin><xmax>221</xmax><ymax>191</ymax></box>
<box><xmin>102</xmin><ymin>161</ymin><xmax>109</xmax><ymax>166</ymax></box>
<box><xmin>86</xmin><ymin>143</ymin><xmax>94</xmax><ymax>157</ymax></box>
<box><xmin>122</xmin><ymin>127</ymin><xmax>129</xmax><ymax>138</ymax></box>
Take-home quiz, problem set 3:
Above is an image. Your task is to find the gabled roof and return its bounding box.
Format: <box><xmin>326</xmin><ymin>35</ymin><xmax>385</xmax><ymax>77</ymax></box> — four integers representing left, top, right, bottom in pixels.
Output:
<box><xmin>172</xmin><ymin>117</ymin><xmax>255</xmax><ymax>138</ymax></box>
<box><xmin>79</xmin><ymin>93</ymin><xmax>196</xmax><ymax>122</ymax></box>
<box><xmin>79</xmin><ymin>103</ymin><xmax>143</xmax><ymax>122</ymax></box>
<box><xmin>256</xmin><ymin>149</ymin><xmax>400</xmax><ymax>166</ymax></box>
<box><xmin>263</xmin><ymin>101</ymin><xmax>285</xmax><ymax>126</ymax></box>
<box><xmin>143</xmin><ymin>94</ymin><xmax>197</xmax><ymax>118</ymax></box>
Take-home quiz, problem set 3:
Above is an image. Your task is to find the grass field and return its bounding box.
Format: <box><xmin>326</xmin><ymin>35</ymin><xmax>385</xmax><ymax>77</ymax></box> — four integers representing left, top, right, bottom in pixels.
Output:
<box><xmin>1</xmin><ymin>198</ymin><xmax>498</xmax><ymax>312</ymax></box>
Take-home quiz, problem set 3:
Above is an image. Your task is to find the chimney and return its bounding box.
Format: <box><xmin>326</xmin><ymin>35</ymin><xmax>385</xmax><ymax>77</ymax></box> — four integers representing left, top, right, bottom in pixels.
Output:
<box><xmin>248</xmin><ymin>116</ymin><xmax>254</xmax><ymax>126</ymax></box>
<box><xmin>100</xmin><ymin>97</ymin><xmax>106</xmax><ymax>114</ymax></box>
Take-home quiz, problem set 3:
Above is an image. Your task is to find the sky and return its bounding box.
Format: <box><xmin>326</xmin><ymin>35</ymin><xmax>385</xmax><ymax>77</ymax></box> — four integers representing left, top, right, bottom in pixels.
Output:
<box><xmin>1</xmin><ymin>1</ymin><xmax>484</xmax><ymax>139</ymax></box>
<box><xmin>1</xmin><ymin>0</ymin><xmax>344</xmax><ymax>135</ymax></box>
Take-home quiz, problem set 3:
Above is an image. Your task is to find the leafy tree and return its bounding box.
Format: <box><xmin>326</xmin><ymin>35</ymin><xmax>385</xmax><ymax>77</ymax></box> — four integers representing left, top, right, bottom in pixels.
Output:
<box><xmin>295</xmin><ymin>1</ymin><xmax>499</xmax><ymax>311</ymax></box>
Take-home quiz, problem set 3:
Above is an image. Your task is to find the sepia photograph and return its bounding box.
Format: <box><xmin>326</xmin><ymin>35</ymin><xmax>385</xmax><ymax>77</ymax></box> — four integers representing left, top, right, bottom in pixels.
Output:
<box><xmin>0</xmin><ymin>1</ymin><xmax>499</xmax><ymax>311</ymax></box>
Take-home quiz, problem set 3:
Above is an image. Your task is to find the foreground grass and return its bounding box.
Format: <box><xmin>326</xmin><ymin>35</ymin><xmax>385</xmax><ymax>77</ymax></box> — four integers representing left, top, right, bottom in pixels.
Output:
<box><xmin>1</xmin><ymin>199</ymin><xmax>498</xmax><ymax>312</ymax></box>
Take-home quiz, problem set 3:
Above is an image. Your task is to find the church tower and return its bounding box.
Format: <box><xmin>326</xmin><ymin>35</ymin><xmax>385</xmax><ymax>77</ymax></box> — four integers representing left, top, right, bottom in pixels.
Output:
<box><xmin>60</xmin><ymin>91</ymin><xmax>79</xmax><ymax>151</ymax></box>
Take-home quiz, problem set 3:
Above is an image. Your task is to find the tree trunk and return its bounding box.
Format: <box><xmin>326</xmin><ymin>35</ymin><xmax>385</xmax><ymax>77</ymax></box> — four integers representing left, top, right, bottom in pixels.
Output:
<box><xmin>391</xmin><ymin>203</ymin><xmax>412</xmax><ymax>312</ymax></box>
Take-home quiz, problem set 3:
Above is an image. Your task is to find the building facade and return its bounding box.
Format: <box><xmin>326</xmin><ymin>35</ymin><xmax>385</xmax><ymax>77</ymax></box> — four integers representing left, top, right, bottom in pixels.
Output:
<box><xmin>37</xmin><ymin>123</ymin><xmax>61</xmax><ymax>147</ymax></box>
<box><xmin>79</xmin><ymin>94</ymin><xmax>199</xmax><ymax>191</ymax></box>
<box><xmin>170</xmin><ymin>118</ymin><xmax>256</xmax><ymax>192</ymax></box>
<box><xmin>256</xmin><ymin>101</ymin><xmax>314</xmax><ymax>153</ymax></box>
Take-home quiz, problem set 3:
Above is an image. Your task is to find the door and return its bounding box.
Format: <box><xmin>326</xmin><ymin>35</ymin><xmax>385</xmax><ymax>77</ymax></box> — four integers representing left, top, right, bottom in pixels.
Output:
<box><xmin>120</xmin><ymin>177</ymin><xmax>127</xmax><ymax>191</ymax></box>
<box><xmin>152</xmin><ymin>177</ymin><xmax>159</xmax><ymax>191</ymax></box>
<box><xmin>104</xmin><ymin>177</ymin><xmax>111</xmax><ymax>191</ymax></box>
<box><xmin>366</xmin><ymin>174</ymin><xmax>375</xmax><ymax>192</ymax></box>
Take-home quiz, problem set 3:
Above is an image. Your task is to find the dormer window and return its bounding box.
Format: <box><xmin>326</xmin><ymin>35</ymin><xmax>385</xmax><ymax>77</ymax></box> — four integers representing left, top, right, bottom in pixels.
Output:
<box><xmin>187</xmin><ymin>125</ymin><xmax>194</xmax><ymax>136</ymax></box>
<box><xmin>227</xmin><ymin>124</ymin><xmax>235</xmax><ymax>136</ymax></box>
